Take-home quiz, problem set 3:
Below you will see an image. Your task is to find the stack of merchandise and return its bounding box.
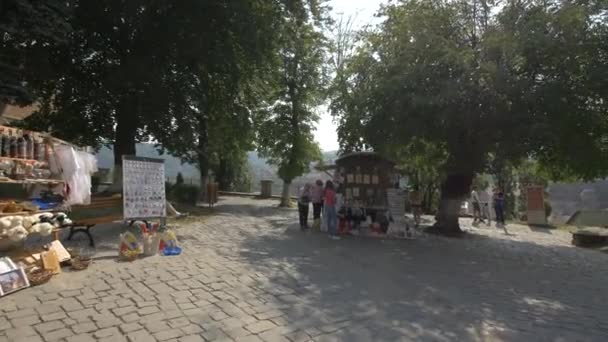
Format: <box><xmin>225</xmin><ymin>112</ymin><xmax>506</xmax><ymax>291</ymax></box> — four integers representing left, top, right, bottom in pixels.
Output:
<box><xmin>51</xmin><ymin>145</ymin><xmax>97</xmax><ymax>205</ymax></box>
<box><xmin>0</xmin><ymin>213</ymin><xmax>72</xmax><ymax>242</ymax></box>
<box><xmin>0</xmin><ymin>128</ymin><xmax>53</xmax><ymax>181</ymax></box>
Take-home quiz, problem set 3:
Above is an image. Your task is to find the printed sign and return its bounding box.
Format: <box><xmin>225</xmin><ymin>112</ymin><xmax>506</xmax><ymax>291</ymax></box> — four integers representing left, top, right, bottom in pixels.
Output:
<box><xmin>123</xmin><ymin>156</ymin><xmax>166</xmax><ymax>220</ymax></box>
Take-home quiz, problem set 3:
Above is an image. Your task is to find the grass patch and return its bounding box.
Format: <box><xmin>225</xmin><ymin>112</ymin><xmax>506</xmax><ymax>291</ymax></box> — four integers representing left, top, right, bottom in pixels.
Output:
<box><xmin>167</xmin><ymin>203</ymin><xmax>213</xmax><ymax>225</ymax></box>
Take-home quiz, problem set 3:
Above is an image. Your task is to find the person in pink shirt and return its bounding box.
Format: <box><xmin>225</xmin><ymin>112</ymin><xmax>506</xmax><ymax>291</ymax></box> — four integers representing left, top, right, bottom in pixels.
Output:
<box><xmin>324</xmin><ymin>180</ymin><xmax>339</xmax><ymax>240</ymax></box>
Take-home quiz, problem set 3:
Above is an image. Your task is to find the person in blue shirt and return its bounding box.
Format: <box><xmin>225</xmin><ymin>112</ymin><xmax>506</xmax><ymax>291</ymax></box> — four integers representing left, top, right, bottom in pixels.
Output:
<box><xmin>493</xmin><ymin>190</ymin><xmax>506</xmax><ymax>226</ymax></box>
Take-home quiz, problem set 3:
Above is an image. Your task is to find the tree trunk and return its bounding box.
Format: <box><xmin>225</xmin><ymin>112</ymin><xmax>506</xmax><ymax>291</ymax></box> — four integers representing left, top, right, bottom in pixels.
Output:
<box><xmin>110</xmin><ymin>96</ymin><xmax>138</xmax><ymax>191</ymax></box>
<box><xmin>217</xmin><ymin>157</ymin><xmax>229</xmax><ymax>191</ymax></box>
<box><xmin>197</xmin><ymin>146</ymin><xmax>209</xmax><ymax>203</ymax></box>
<box><xmin>280</xmin><ymin>180</ymin><xmax>291</xmax><ymax>207</ymax></box>
<box><xmin>423</xmin><ymin>183</ymin><xmax>434</xmax><ymax>214</ymax></box>
<box><xmin>433</xmin><ymin>173</ymin><xmax>473</xmax><ymax>235</ymax></box>
<box><xmin>196</xmin><ymin>109</ymin><xmax>209</xmax><ymax>202</ymax></box>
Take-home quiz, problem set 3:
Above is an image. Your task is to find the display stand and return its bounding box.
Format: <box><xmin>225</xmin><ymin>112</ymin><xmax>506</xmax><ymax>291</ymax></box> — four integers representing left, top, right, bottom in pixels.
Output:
<box><xmin>122</xmin><ymin>156</ymin><xmax>166</xmax><ymax>224</ymax></box>
<box><xmin>0</xmin><ymin>125</ymin><xmax>80</xmax><ymax>246</ymax></box>
<box><xmin>121</xmin><ymin>156</ymin><xmax>167</xmax><ymax>259</ymax></box>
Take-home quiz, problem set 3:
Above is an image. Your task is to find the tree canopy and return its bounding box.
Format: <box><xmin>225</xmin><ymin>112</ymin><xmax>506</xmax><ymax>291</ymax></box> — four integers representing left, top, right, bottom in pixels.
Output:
<box><xmin>0</xmin><ymin>0</ymin><xmax>71</xmax><ymax>105</ymax></box>
<box><xmin>256</xmin><ymin>0</ymin><xmax>330</xmax><ymax>206</ymax></box>
<box><xmin>331</xmin><ymin>0</ymin><xmax>608</xmax><ymax>233</ymax></box>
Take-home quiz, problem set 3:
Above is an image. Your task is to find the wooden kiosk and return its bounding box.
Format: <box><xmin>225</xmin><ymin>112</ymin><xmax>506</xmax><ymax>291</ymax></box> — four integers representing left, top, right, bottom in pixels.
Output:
<box><xmin>330</xmin><ymin>152</ymin><xmax>398</xmax><ymax>229</ymax></box>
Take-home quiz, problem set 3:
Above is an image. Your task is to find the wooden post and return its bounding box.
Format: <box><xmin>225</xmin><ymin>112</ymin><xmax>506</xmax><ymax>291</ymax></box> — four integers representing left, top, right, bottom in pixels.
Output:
<box><xmin>52</xmin><ymin>229</ymin><xmax>60</xmax><ymax>241</ymax></box>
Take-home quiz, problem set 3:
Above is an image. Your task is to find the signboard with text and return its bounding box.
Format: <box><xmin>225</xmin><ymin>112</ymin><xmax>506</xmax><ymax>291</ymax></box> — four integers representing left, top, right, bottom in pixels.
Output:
<box><xmin>122</xmin><ymin>156</ymin><xmax>166</xmax><ymax>220</ymax></box>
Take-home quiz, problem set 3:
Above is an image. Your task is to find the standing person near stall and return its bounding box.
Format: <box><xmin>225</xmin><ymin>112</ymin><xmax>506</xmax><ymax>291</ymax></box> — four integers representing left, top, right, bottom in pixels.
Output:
<box><xmin>493</xmin><ymin>189</ymin><xmax>506</xmax><ymax>227</ymax></box>
<box><xmin>471</xmin><ymin>187</ymin><xmax>484</xmax><ymax>224</ymax></box>
<box><xmin>297</xmin><ymin>183</ymin><xmax>312</xmax><ymax>230</ymax></box>
<box><xmin>311</xmin><ymin>180</ymin><xmax>324</xmax><ymax>230</ymax></box>
<box><xmin>324</xmin><ymin>180</ymin><xmax>339</xmax><ymax>240</ymax></box>
<box><xmin>478</xmin><ymin>187</ymin><xmax>492</xmax><ymax>225</ymax></box>
<box><xmin>409</xmin><ymin>186</ymin><xmax>423</xmax><ymax>227</ymax></box>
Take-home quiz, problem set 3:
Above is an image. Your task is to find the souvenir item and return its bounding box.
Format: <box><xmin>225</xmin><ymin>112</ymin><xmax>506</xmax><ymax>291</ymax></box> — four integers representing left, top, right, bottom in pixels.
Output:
<box><xmin>119</xmin><ymin>231</ymin><xmax>142</xmax><ymax>261</ymax></box>
<box><xmin>159</xmin><ymin>229</ymin><xmax>181</xmax><ymax>256</ymax></box>
<box><xmin>0</xmin><ymin>267</ymin><xmax>29</xmax><ymax>296</ymax></box>
<box><xmin>0</xmin><ymin>257</ymin><xmax>16</xmax><ymax>273</ymax></box>
<box><xmin>41</xmin><ymin>250</ymin><xmax>61</xmax><ymax>274</ymax></box>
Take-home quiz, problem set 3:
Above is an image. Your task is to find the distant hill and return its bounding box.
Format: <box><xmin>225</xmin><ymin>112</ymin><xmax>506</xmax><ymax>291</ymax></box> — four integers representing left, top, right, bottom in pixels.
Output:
<box><xmin>96</xmin><ymin>144</ymin><xmax>200</xmax><ymax>184</ymax></box>
<box><xmin>95</xmin><ymin>145</ymin><xmax>608</xmax><ymax>213</ymax></box>
<box><xmin>96</xmin><ymin>143</ymin><xmax>338</xmax><ymax>195</ymax></box>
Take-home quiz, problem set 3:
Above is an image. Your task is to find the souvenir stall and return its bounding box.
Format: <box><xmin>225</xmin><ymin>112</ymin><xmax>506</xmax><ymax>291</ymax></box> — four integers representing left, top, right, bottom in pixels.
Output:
<box><xmin>0</xmin><ymin>125</ymin><xmax>97</xmax><ymax>295</ymax></box>
<box><xmin>329</xmin><ymin>152</ymin><xmax>402</xmax><ymax>236</ymax></box>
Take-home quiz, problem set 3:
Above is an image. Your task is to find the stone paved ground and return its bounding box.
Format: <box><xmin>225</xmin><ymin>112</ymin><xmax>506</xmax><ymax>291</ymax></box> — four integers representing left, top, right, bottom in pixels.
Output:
<box><xmin>1</xmin><ymin>196</ymin><xmax>608</xmax><ymax>342</ymax></box>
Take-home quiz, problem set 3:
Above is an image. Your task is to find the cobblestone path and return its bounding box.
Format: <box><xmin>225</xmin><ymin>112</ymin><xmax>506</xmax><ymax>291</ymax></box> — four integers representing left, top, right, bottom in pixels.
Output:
<box><xmin>1</xmin><ymin>196</ymin><xmax>607</xmax><ymax>342</ymax></box>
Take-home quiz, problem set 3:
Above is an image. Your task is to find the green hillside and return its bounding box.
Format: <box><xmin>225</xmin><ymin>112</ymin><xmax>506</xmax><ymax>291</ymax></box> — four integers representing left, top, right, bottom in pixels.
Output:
<box><xmin>96</xmin><ymin>144</ymin><xmax>338</xmax><ymax>195</ymax></box>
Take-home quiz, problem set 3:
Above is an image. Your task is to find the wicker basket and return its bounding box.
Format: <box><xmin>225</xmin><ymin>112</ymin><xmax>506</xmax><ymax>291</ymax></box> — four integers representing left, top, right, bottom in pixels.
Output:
<box><xmin>71</xmin><ymin>256</ymin><xmax>91</xmax><ymax>271</ymax></box>
<box><xmin>66</xmin><ymin>247</ymin><xmax>81</xmax><ymax>258</ymax></box>
<box><xmin>27</xmin><ymin>269</ymin><xmax>54</xmax><ymax>286</ymax></box>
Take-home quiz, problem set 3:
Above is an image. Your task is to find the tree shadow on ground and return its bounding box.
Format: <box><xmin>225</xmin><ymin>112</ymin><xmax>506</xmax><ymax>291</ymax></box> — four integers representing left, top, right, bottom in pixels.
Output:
<box><xmin>213</xmin><ymin>204</ymin><xmax>293</xmax><ymax>219</ymax></box>
<box><xmin>232</xmin><ymin>219</ymin><xmax>608</xmax><ymax>341</ymax></box>
<box><xmin>528</xmin><ymin>225</ymin><xmax>555</xmax><ymax>234</ymax></box>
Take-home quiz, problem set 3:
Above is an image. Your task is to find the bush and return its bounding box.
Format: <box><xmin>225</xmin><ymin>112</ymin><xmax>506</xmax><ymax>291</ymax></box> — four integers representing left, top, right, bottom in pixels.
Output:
<box><xmin>176</xmin><ymin>172</ymin><xmax>184</xmax><ymax>185</ymax></box>
<box><xmin>170</xmin><ymin>183</ymin><xmax>200</xmax><ymax>205</ymax></box>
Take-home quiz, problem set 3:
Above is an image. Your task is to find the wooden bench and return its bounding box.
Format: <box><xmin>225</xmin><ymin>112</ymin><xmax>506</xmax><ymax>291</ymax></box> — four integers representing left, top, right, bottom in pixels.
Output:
<box><xmin>571</xmin><ymin>227</ymin><xmax>608</xmax><ymax>247</ymax></box>
<box><xmin>65</xmin><ymin>196</ymin><xmax>124</xmax><ymax>247</ymax></box>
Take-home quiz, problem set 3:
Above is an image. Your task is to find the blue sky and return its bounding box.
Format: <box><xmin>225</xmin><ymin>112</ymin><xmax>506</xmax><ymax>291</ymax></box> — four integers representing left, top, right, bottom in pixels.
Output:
<box><xmin>315</xmin><ymin>0</ymin><xmax>385</xmax><ymax>152</ymax></box>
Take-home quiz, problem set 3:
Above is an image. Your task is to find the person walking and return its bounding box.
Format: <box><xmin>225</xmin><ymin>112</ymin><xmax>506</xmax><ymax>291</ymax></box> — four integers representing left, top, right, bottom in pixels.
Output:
<box><xmin>297</xmin><ymin>183</ymin><xmax>312</xmax><ymax>230</ymax></box>
<box><xmin>409</xmin><ymin>186</ymin><xmax>423</xmax><ymax>227</ymax></box>
<box><xmin>471</xmin><ymin>188</ymin><xmax>484</xmax><ymax>224</ymax></box>
<box><xmin>324</xmin><ymin>180</ymin><xmax>339</xmax><ymax>240</ymax></box>
<box><xmin>311</xmin><ymin>180</ymin><xmax>324</xmax><ymax>230</ymax></box>
<box><xmin>493</xmin><ymin>190</ymin><xmax>506</xmax><ymax>227</ymax></box>
<box><xmin>479</xmin><ymin>188</ymin><xmax>492</xmax><ymax>225</ymax></box>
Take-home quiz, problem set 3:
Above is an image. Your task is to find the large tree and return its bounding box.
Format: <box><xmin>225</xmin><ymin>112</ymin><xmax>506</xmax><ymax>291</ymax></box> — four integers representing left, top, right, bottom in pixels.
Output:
<box><xmin>332</xmin><ymin>0</ymin><xmax>608</xmax><ymax>234</ymax></box>
<box><xmin>20</xmin><ymin>1</ymin><xmax>277</xmax><ymax>188</ymax></box>
<box><xmin>146</xmin><ymin>1</ymin><xmax>282</xmax><ymax>199</ymax></box>
<box><xmin>256</xmin><ymin>0</ymin><xmax>329</xmax><ymax>207</ymax></box>
<box><xmin>19</xmin><ymin>1</ymin><xmax>194</xmax><ymax>180</ymax></box>
<box><xmin>0</xmin><ymin>0</ymin><xmax>71</xmax><ymax>106</ymax></box>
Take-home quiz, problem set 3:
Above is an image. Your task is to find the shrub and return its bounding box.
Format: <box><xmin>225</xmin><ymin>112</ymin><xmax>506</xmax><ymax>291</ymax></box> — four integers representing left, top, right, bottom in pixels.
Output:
<box><xmin>171</xmin><ymin>183</ymin><xmax>200</xmax><ymax>205</ymax></box>
<box><xmin>165</xmin><ymin>182</ymin><xmax>174</xmax><ymax>197</ymax></box>
<box><xmin>176</xmin><ymin>172</ymin><xmax>184</xmax><ymax>185</ymax></box>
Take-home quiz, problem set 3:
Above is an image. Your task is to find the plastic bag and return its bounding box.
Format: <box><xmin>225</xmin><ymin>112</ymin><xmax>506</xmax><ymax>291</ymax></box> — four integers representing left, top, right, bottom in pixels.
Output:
<box><xmin>119</xmin><ymin>231</ymin><xmax>142</xmax><ymax>259</ymax></box>
<box><xmin>159</xmin><ymin>230</ymin><xmax>181</xmax><ymax>256</ymax></box>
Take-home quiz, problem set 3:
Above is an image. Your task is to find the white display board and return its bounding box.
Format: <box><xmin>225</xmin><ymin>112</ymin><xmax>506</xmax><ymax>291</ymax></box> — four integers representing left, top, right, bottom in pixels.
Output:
<box><xmin>122</xmin><ymin>156</ymin><xmax>166</xmax><ymax>220</ymax></box>
<box><xmin>387</xmin><ymin>189</ymin><xmax>406</xmax><ymax>223</ymax></box>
